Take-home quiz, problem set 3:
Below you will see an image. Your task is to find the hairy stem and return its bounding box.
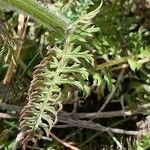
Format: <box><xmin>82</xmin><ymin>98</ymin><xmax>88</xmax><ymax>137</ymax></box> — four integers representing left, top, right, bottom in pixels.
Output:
<box><xmin>0</xmin><ymin>0</ymin><xmax>69</xmax><ymax>36</ymax></box>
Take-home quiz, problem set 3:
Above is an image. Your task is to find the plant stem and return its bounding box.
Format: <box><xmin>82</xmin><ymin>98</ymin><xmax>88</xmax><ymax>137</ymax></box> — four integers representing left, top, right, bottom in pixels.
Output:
<box><xmin>96</xmin><ymin>56</ymin><xmax>131</xmax><ymax>70</ymax></box>
<box><xmin>96</xmin><ymin>56</ymin><xmax>150</xmax><ymax>70</ymax></box>
<box><xmin>0</xmin><ymin>0</ymin><xmax>69</xmax><ymax>36</ymax></box>
<box><xmin>3</xmin><ymin>14</ymin><xmax>28</xmax><ymax>84</ymax></box>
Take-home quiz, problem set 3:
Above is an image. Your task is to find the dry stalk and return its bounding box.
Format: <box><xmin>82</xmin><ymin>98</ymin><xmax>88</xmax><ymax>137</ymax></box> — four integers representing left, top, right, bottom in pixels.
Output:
<box><xmin>3</xmin><ymin>14</ymin><xmax>29</xmax><ymax>84</ymax></box>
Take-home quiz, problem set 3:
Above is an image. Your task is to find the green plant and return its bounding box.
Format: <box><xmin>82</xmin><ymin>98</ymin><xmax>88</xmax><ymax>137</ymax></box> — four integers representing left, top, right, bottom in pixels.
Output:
<box><xmin>0</xmin><ymin>0</ymin><xmax>150</xmax><ymax>149</ymax></box>
<box><xmin>0</xmin><ymin>0</ymin><xmax>100</xmax><ymax>148</ymax></box>
<box><xmin>136</xmin><ymin>134</ymin><xmax>150</xmax><ymax>150</ymax></box>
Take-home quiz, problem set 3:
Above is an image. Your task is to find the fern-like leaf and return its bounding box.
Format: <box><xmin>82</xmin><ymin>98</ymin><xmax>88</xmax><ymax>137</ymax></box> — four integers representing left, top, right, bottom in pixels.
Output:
<box><xmin>18</xmin><ymin>2</ymin><xmax>101</xmax><ymax>148</ymax></box>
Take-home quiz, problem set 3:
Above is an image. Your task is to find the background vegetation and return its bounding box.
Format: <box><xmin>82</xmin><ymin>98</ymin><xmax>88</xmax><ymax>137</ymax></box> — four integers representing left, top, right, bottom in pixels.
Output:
<box><xmin>0</xmin><ymin>0</ymin><xmax>150</xmax><ymax>149</ymax></box>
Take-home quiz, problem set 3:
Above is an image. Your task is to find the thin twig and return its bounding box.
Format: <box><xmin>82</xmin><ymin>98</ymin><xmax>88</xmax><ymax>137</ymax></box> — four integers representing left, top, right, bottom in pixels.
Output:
<box><xmin>0</xmin><ymin>103</ymin><xmax>150</xmax><ymax>119</ymax></box>
<box><xmin>98</xmin><ymin>68</ymin><xmax>125</xmax><ymax>112</ymax></box>
<box><xmin>58</xmin><ymin>116</ymin><xmax>141</xmax><ymax>136</ymax></box>
<box><xmin>111</xmin><ymin>57</ymin><xmax>150</xmax><ymax>71</ymax></box>
<box><xmin>54</xmin><ymin>124</ymin><xmax>75</xmax><ymax>128</ymax></box>
<box><xmin>59</xmin><ymin>110</ymin><xmax>148</xmax><ymax>119</ymax></box>
<box><xmin>119</xmin><ymin>95</ymin><xmax>126</xmax><ymax>118</ymax></box>
<box><xmin>96</xmin><ymin>56</ymin><xmax>130</xmax><ymax>70</ymax></box>
<box><xmin>107</xmin><ymin>130</ymin><xmax>123</xmax><ymax>150</ymax></box>
<box><xmin>0</xmin><ymin>112</ymin><xmax>18</xmax><ymax>119</ymax></box>
<box><xmin>96</xmin><ymin>56</ymin><xmax>150</xmax><ymax>71</ymax></box>
<box><xmin>0</xmin><ymin>103</ymin><xmax>149</xmax><ymax>136</ymax></box>
<box><xmin>49</xmin><ymin>132</ymin><xmax>80</xmax><ymax>150</ymax></box>
<box><xmin>0</xmin><ymin>109</ymin><xmax>148</xmax><ymax>120</ymax></box>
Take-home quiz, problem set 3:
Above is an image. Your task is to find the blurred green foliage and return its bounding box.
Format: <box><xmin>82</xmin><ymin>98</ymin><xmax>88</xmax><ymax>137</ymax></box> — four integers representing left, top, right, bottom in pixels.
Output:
<box><xmin>0</xmin><ymin>0</ymin><xmax>150</xmax><ymax>149</ymax></box>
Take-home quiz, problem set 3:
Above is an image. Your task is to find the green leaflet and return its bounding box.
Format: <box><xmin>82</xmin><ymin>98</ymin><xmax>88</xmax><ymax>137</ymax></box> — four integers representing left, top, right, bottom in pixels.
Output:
<box><xmin>0</xmin><ymin>0</ymin><xmax>69</xmax><ymax>36</ymax></box>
